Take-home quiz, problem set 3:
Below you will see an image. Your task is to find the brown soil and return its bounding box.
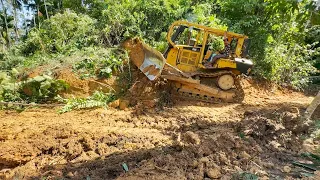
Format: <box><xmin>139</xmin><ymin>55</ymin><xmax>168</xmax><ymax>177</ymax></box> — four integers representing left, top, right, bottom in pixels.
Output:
<box><xmin>122</xmin><ymin>38</ymin><xmax>145</xmax><ymax>68</ymax></box>
<box><xmin>1</xmin><ymin>76</ymin><xmax>319</xmax><ymax>179</ymax></box>
<box><xmin>124</xmin><ymin>71</ymin><xmax>167</xmax><ymax>107</ymax></box>
<box><xmin>56</xmin><ymin>68</ymin><xmax>120</xmax><ymax>98</ymax></box>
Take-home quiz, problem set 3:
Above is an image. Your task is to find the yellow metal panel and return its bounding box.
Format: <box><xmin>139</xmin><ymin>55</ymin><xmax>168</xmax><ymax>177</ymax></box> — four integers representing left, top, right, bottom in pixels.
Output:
<box><xmin>213</xmin><ymin>59</ymin><xmax>237</xmax><ymax>69</ymax></box>
<box><xmin>166</xmin><ymin>48</ymin><xmax>179</xmax><ymax>66</ymax></box>
<box><xmin>166</xmin><ymin>48</ymin><xmax>199</xmax><ymax>72</ymax></box>
<box><xmin>235</xmin><ymin>38</ymin><xmax>244</xmax><ymax>57</ymax></box>
<box><xmin>199</xmin><ymin>31</ymin><xmax>208</xmax><ymax>65</ymax></box>
<box><xmin>175</xmin><ymin>49</ymin><xmax>199</xmax><ymax>72</ymax></box>
<box><xmin>178</xmin><ymin>49</ymin><xmax>200</xmax><ymax>65</ymax></box>
<box><xmin>177</xmin><ymin>64</ymin><xmax>197</xmax><ymax>72</ymax></box>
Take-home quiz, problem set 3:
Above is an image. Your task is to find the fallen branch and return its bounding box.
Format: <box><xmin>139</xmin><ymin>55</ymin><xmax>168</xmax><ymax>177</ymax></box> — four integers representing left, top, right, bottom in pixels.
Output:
<box><xmin>89</xmin><ymin>80</ymin><xmax>116</xmax><ymax>92</ymax></box>
<box><xmin>304</xmin><ymin>91</ymin><xmax>320</xmax><ymax>120</ymax></box>
<box><xmin>154</xmin><ymin>165</ymin><xmax>171</xmax><ymax>173</ymax></box>
<box><xmin>0</xmin><ymin>102</ymin><xmax>65</xmax><ymax>107</ymax></box>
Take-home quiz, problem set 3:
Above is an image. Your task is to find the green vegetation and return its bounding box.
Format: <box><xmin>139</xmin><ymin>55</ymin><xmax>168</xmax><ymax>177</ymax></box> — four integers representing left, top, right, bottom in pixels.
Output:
<box><xmin>0</xmin><ymin>0</ymin><xmax>319</xmax><ymax>108</ymax></box>
<box><xmin>57</xmin><ymin>91</ymin><xmax>115</xmax><ymax>113</ymax></box>
<box><xmin>72</xmin><ymin>48</ymin><xmax>128</xmax><ymax>79</ymax></box>
<box><xmin>21</xmin><ymin>11</ymin><xmax>97</xmax><ymax>55</ymax></box>
<box><xmin>0</xmin><ymin>71</ymin><xmax>68</xmax><ymax>103</ymax></box>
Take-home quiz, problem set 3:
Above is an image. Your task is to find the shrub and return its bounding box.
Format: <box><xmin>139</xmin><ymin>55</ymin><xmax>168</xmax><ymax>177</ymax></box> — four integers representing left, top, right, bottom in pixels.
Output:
<box><xmin>20</xmin><ymin>11</ymin><xmax>97</xmax><ymax>55</ymax></box>
<box><xmin>0</xmin><ymin>71</ymin><xmax>69</xmax><ymax>103</ymax></box>
<box><xmin>58</xmin><ymin>91</ymin><xmax>115</xmax><ymax>113</ymax></box>
<box><xmin>72</xmin><ymin>47</ymin><xmax>128</xmax><ymax>79</ymax></box>
<box><xmin>256</xmin><ymin>42</ymin><xmax>318</xmax><ymax>89</ymax></box>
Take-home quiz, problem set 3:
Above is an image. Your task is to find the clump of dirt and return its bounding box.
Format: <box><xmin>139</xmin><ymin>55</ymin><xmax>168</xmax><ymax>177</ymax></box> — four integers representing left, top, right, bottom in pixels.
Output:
<box><xmin>236</xmin><ymin>109</ymin><xmax>306</xmax><ymax>153</ymax></box>
<box><xmin>120</xmin><ymin>61</ymin><xmax>172</xmax><ymax>112</ymax></box>
<box><xmin>122</xmin><ymin>38</ymin><xmax>145</xmax><ymax>68</ymax></box>
<box><xmin>19</xmin><ymin>49</ymin><xmax>171</xmax><ymax>108</ymax></box>
<box><xmin>25</xmin><ymin>66</ymin><xmax>48</xmax><ymax>78</ymax></box>
<box><xmin>55</xmin><ymin>68</ymin><xmax>92</xmax><ymax>97</ymax></box>
<box><xmin>120</xmin><ymin>38</ymin><xmax>173</xmax><ymax>111</ymax></box>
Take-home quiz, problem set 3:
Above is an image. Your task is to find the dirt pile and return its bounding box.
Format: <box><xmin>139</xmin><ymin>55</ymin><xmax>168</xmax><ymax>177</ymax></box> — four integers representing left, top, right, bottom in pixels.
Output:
<box><xmin>0</xmin><ymin>122</ymin><xmax>170</xmax><ymax>179</ymax></box>
<box><xmin>23</xmin><ymin>66</ymin><xmax>121</xmax><ymax>98</ymax></box>
<box><xmin>0</xmin><ymin>76</ymin><xmax>318</xmax><ymax>179</ymax></box>
<box><xmin>116</xmin><ymin>108</ymin><xmax>311</xmax><ymax>179</ymax></box>
<box><xmin>57</xmin><ymin>68</ymin><xmax>121</xmax><ymax>98</ymax></box>
<box><xmin>118</xmin><ymin>61</ymin><xmax>172</xmax><ymax>112</ymax></box>
<box><xmin>122</xmin><ymin>38</ymin><xmax>145</xmax><ymax>68</ymax></box>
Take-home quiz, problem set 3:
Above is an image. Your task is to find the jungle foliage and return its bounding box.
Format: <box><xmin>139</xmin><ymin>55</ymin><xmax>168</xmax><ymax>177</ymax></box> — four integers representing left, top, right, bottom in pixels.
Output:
<box><xmin>0</xmin><ymin>0</ymin><xmax>319</xmax><ymax>105</ymax></box>
<box><xmin>57</xmin><ymin>91</ymin><xmax>115</xmax><ymax>113</ymax></box>
<box><xmin>0</xmin><ymin>70</ymin><xmax>68</xmax><ymax>103</ymax></box>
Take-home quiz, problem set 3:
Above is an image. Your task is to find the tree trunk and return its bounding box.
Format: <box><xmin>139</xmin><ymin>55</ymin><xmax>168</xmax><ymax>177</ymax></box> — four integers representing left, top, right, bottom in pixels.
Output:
<box><xmin>12</xmin><ymin>0</ymin><xmax>20</xmax><ymax>41</ymax></box>
<box><xmin>37</xmin><ymin>3</ymin><xmax>40</xmax><ymax>29</ymax></box>
<box><xmin>304</xmin><ymin>91</ymin><xmax>320</xmax><ymax>120</ymax></box>
<box><xmin>59</xmin><ymin>0</ymin><xmax>63</xmax><ymax>12</ymax></box>
<box><xmin>0</xmin><ymin>0</ymin><xmax>10</xmax><ymax>48</ymax></box>
<box><xmin>33</xmin><ymin>13</ymin><xmax>36</xmax><ymax>28</ymax></box>
<box><xmin>23</xmin><ymin>13</ymin><xmax>28</xmax><ymax>35</ymax></box>
<box><xmin>1</xmin><ymin>32</ymin><xmax>6</xmax><ymax>51</ymax></box>
<box><xmin>44</xmin><ymin>0</ymin><xmax>49</xmax><ymax>19</ymax></box>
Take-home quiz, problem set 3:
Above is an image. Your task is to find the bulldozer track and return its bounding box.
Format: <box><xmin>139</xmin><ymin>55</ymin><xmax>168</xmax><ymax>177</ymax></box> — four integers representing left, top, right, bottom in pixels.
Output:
<box><xmin>170</xmin><ymin>71</ymin><xmax>244</xmax><ymax>103</ymax></box>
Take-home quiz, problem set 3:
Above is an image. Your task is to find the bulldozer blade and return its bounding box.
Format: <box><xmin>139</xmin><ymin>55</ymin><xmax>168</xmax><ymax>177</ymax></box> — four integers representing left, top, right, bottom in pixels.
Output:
<box><xmin>122</xmin><ymin>38</ymin><xmax>166</xmax><ymax>81</ymax></box>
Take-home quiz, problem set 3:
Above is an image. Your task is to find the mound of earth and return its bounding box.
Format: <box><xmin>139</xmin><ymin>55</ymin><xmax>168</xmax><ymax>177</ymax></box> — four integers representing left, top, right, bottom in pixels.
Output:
<box><xmin>117</xmin><ymin>108</ymin><xmax>313</xmax><ymax>179</ymax></box>
<box><xmin>0</xmin><ymin>86</ymin><xmax>318</xmax><ymax>179</ymax></box>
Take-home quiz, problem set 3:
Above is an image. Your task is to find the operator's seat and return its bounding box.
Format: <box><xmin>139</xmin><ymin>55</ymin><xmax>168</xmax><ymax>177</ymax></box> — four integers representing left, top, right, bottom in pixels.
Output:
<box><xmin>204</xmin><ymin>49</ymin><xmax>213</xmax><ymax>60</ymax></box>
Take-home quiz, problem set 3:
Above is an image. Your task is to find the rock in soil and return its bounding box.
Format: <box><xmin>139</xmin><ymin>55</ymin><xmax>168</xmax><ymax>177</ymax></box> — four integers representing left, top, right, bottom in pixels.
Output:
<box><xmin>283</xmin><ymin>166</ymin><xmax>291</xmax><ymax>173</ymax></box>
<box><xmin>119</xmin><ymin>99</ymin><xmax>130</xmax><ymax>110</ymax></box>
<box><xmin>109</xmin><ymin>99</ymin><xmax>120</xmax><ymax>108</ymax></box>
<box><xmin>240</xmin><ymin>151</ymin><xmax>251</xmax><ymax>159</ymax></box>
<box><xmin>206</xmin><ymin>168</ymin><xmax>221</xmax><ymax>179</ymax></box>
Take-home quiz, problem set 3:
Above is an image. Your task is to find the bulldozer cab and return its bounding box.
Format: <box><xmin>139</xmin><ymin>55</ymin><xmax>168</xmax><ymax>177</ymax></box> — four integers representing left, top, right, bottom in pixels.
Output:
<box><xmin>165</xmin><ymin>21</ymin><xmax>250</xmax><ymax>72</ymax></box>
<box><xmin>164</xmin><ymin>25</ymin><xmax>205</xmax><ymax>72</ymax></box>
<box><xmin>174</xmin><ymin>27</ymin><xmax>203</xmax><ymax>70</ymax></box>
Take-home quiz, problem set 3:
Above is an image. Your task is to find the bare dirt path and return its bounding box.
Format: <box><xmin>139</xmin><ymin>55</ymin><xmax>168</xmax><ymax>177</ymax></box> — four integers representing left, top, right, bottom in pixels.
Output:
<box><xmin>0</xmin><ymin>80</ymin><xmax>318</xmax><ymax>180</ymax></box>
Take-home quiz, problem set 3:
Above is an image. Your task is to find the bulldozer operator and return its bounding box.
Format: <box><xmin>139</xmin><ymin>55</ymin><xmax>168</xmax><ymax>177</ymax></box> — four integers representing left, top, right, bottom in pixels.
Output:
<box><xmin>205</xmin><ymin>31</ymin><xmax>231</xmax><ymax>67</ymax></box>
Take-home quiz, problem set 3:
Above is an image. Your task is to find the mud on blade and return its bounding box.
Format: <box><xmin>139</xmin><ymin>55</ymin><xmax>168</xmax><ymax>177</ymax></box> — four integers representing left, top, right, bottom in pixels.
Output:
<box><xmin>122</xmin><ymin>38</ymin><xmax>166</xmax><ymax>81</ymax></box>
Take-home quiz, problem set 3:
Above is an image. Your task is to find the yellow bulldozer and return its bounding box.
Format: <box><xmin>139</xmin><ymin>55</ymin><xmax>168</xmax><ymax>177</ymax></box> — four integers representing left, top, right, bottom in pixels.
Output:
<box><xmin>123</xmin><ymin>21</ymin><xmax>253</xmax><ymax>103</ymax></box>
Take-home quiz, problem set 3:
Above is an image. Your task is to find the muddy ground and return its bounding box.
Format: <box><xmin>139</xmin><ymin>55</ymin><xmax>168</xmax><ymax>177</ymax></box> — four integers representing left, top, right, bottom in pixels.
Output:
<box><xmin>0</xmin><ymin>75</ymin><xmax>320</xmax><ymax>179</ymax></box>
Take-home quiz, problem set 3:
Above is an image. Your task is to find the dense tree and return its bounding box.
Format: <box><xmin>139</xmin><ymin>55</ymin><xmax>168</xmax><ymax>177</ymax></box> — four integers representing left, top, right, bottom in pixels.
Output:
<box><xmin>0</xmin><ymin>0</ymin><xmax>11</xmax><ymax>48</ymax></box>
<box><xmin>0</xmin><ymin>0</ymin><xmax>319</xmax><ymax>88</ymax></box>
